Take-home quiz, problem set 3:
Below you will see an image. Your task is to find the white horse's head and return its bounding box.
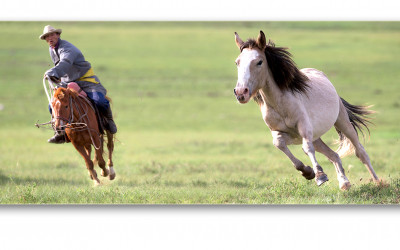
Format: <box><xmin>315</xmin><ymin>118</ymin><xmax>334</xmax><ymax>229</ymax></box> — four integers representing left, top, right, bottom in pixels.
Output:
<box><xmin>234</xmin><ymin>30</ymin><xmax>268</xmax><ymax>104</ymax></box>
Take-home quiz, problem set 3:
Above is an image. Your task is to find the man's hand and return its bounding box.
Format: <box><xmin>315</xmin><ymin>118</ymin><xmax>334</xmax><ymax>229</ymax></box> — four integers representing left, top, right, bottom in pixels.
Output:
<box><xmin>44</xmin><ymin>74</ymin><xmax>61</xmax><ymax>83</ymax></box>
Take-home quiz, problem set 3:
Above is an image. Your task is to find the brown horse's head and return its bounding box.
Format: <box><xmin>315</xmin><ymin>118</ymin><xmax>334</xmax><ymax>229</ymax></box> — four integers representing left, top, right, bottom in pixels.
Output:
<box><xmin>52</xmin><ymin>87</ymin><xmax>72</xmax><ymax>130</ymax></box>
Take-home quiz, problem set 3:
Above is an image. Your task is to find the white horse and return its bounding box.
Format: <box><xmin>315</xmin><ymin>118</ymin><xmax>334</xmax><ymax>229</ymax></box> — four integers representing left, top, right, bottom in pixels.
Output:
<box><xmin>233</xmin><ymin>30</ymin><xmax>379</xmax><ymax>190</ymax></box>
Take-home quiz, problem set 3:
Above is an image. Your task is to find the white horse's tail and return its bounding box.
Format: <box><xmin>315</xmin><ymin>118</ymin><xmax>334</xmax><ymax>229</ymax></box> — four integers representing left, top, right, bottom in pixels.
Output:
<box><xmin>335</xmin><ymin>97</ymin><xmax>375</xmax><ymax>158</ymax></box>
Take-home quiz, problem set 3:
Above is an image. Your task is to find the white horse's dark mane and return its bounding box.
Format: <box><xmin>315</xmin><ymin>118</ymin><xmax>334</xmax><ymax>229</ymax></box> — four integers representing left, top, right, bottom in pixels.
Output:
<box><xmin>241</xmin><ymin>38</ymin><xmax>310</xmax><ymax>104</ymax></box>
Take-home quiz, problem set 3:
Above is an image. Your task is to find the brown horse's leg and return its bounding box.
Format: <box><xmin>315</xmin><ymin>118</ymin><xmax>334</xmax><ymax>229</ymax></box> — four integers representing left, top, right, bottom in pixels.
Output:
<box><xmin>83</xmin><ymin>144</ymin><xmax>93</xmax><ymax>179</ymax></box>
<box><xmin>106</xmin><ymin>131</ymin><xmax>116</xmax><ymax>180</ymax></box>
<box><xmin>95</xmin><ymin>135</ymin><xmax>108</xmax><ymax>177</ymax></box>
<box><xmin>72</xmin><ymin>141</ymin><xmax>100</xmax><ymax>185</ymax></box>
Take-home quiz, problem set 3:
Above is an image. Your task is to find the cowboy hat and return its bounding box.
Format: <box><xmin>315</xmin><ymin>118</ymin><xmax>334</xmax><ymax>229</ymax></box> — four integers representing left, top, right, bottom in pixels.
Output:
<box><xmin>39</xmin><ymin>25</ymin><xmax>62</xmax><ymax>40</ymax></box>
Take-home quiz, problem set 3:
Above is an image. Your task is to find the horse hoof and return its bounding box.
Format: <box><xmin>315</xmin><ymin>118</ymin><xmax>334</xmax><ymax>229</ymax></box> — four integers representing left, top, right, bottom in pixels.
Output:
<box><xmin>101</xmin><ymin>169</ymin><xmax>109</xmax><ymax>177</ymax></box>
<box><xmin>340</xmin><ymin>181</ymin><xmax>351</xmax><ymax>191</ymax></box>
<box><xmin>316</xmin><ymin>173</ymin><xmax>329</xmax><ymax>186</ymax></box>
<box><xmin>339</xmin><ymin>177</ymin><xmax>351</xmax><ymax>190</ymax></box>
<box><xmin>89</xmin><ymin>170</ymin><xmax>98</xmax><ymax>182</ymax></box>
<box><xmin>108</xmin><ymin>167</ymin><xmax>116</xmax><ymax>180</ymax></box>
<box><xmin>93</xmin><ymin>181</ymin><xmax>101</xmax><ymax>187</ymax></box>
<box><xmin>302</xmin><ymin>166</ymin><xmax>315</xmax><ymax>180</ymax></box>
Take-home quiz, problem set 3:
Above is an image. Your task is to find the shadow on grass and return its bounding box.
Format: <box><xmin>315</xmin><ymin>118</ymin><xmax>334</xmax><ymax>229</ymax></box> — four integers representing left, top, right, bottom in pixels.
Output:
<box><xmin>0</xmin><ymin>169</ymin><xmax>87</xmax><ymax>186</ymax></box>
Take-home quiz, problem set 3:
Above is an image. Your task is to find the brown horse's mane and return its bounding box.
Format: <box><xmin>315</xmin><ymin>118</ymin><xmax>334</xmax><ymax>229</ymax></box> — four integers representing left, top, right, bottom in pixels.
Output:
<box><xmin>68</xmin><ymin>88</ymin><xmax>79</xmax><ymax>99</ymax></box>
<box><xmin>54</xmin><ymin>87</ymin><xmax>79</xmax><ymax>101</ymax></box>
<box><xmin>240</xmin><ymin>38</ymin><xmax>310</xmax><ymax>104</ymax></box>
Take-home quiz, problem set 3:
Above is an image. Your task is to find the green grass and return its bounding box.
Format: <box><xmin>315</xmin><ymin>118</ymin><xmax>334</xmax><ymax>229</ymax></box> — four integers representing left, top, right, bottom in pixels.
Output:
<box><xmin>1</xmin><ymin>21</ymin><xmax>399</xmax><ymax>204</ymax></box>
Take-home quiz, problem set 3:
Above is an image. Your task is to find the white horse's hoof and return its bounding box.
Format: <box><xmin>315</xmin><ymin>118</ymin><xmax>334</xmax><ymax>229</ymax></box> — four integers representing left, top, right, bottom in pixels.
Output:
<box><xmin>339</xmin><ymin>181</ymin><xmax>351</xmax><ymax>190</ymax></box>
<box><xmin>316</xmin><ymin>172</ymin><xmax>329</xmax><ymax>186</ymax></box>
<box><xmin>109</xmin><ymin>166</ymin><xmax>116</xmax><ymax>180</ymax></box>
<box><xmin>339</xmin><ymin>176</ymin><xmax>351</xmax><ymax>191</ymax></box>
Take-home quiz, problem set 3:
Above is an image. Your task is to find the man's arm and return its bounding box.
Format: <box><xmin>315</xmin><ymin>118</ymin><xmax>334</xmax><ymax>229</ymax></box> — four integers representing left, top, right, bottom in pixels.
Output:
<box><xmin>45</xmin><ymin>47</ymin><xmax>78</xmax><ymax>79</ymax></box>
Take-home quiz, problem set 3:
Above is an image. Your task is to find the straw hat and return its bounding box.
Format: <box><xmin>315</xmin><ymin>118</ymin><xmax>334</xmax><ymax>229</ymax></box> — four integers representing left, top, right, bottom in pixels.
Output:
<box><xmin>39</xmin><ymin>25</ymin><xmax>62</xmax><ymax>40</ymax></box>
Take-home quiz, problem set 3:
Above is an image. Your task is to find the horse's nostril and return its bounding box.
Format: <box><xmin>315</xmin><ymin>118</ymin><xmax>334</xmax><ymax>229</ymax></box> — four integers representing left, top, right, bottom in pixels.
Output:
<box><xmin>233</xmin><ymin>89</ymin><xmax>237</xmax><ymax>95</ymax></box>
<box><xmin>244</xmin><ymin>88</ymin><xmax>249</xmax><ymax>94</ymax></box>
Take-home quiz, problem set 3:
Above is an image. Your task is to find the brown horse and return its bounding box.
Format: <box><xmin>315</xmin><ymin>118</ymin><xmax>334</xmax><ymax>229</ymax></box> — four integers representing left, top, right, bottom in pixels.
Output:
<box><xmin>52</xmin><ymin>87</ymin><xmax>115</xmax><ymax>185</ymax></box>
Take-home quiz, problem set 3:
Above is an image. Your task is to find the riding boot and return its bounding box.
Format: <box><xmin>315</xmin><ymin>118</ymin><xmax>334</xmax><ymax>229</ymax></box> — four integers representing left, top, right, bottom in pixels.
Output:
<box><xmin>48</xmin><ymin>130</ymin><xmax>66</xmax><ymax>144</ymax></box>
<box><xmin>104</xmin><ymin>106</ymin><xmax>117</xmax><ymax>134</ymax></box>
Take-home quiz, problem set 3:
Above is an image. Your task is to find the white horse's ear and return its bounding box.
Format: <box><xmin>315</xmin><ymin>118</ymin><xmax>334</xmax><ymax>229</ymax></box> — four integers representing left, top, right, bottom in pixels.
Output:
<box><xmin>235</xmin><ymin>32</ymin><xmax>244</xmax><ymax>50</ymax></box>
<box><xmin>256</xmin><ymin>30</ymin><xmax>267</xmax><ymax>50</ymax></box>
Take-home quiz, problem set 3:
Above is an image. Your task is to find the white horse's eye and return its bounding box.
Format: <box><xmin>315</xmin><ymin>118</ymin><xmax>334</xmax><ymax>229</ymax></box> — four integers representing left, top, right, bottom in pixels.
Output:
<box><xmin>257</xmin><ymin>60</ymin><xmax>263</xmax><ymax>66</ymax></box>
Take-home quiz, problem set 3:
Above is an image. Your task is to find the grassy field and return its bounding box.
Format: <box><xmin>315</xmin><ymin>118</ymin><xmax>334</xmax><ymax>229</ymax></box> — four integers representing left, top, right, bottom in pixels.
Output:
<box><xmin>0</xmin><ymin>21</ymin><xmax>399</xmax><ymax>204</ymax></box>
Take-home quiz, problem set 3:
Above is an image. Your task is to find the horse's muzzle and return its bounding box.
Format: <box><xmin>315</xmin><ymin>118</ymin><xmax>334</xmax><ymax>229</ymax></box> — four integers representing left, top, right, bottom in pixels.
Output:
<box><xmin>234</xmin><ymin>87</ymin><xmax>250</xmax><ymax>103</ymax></box>
<box><xmin>54</xmin><ymin>116</ymin><xmax>68</xmax><ymax>130</ymax></box>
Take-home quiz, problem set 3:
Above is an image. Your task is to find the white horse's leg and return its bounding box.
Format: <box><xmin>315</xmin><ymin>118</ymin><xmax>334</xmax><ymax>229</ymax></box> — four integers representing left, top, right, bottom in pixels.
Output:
<box><xmin>314</xmin><ymin>138</ymin><xmax>351</xmax><ymax>190</ymax></box>
<box><xmin>297</xmin><ymin>121</ymin><xmax>329</xmax><ymax>186</ymax></box>
<box><xmin>271</xmin><ymin>131</ymin><xmax>315</xmax><ymax>180</ymax></box>
<box><xmin>334</xmin><ymin>104</ymin><xmax>379</xmax><ymax>182</ymax></box>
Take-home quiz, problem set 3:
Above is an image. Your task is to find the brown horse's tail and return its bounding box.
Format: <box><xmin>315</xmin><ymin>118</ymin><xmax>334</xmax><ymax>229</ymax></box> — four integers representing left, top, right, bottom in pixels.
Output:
<box><xmin>335</xmin><ymin>97</ymin><xmax>375</xmax><ymax>158</ymax></box>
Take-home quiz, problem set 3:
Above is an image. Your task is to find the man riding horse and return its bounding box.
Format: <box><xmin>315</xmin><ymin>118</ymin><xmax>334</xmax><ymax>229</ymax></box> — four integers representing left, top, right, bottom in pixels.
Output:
<box><xmin>40</xmin><ymin>25</ymin><xmax>117</xmax><ymax>143</ymax></box>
